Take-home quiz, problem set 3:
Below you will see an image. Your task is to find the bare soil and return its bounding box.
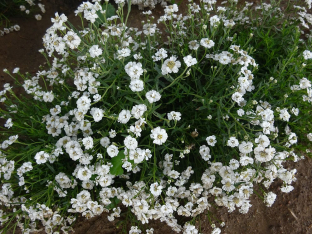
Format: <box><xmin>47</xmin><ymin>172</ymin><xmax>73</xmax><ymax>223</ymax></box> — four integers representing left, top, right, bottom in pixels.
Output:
<box><xmin>0</xmin><ymin>0</ymin><xmax>311</xmax><ymax>233</ymax></box>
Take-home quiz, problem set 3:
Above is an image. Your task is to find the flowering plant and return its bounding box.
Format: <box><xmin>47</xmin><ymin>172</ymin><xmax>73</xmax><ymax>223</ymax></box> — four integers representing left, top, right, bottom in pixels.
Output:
<box><xmin>0</xmin><ymin>0</ymin><xmax>45</xmax><ymax>36</ymax></box>
<box><xmin>1</xmin><ymin>0</ymin><xmax>312</xmax><ymax>233</ymax></box>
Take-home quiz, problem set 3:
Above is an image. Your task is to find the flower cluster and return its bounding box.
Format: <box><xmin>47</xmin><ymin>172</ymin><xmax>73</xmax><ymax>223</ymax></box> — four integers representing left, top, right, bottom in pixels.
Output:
<box><xmin>0</xmin><ymin>0</ymin><xmax>312</xmax><ymax>233</ymax></box>
<box><xmin>0</xmin><ymin>0</ymin><xmax>46</xmax><ymax>36</ymax></box>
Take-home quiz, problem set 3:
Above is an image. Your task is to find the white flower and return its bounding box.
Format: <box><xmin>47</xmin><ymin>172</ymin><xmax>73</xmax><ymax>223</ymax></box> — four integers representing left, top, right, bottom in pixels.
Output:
<box><xmin>184</xmin><ymin>224</ymin><xmax>199</xmax><ymax>234</ymax></box>
<box><xmin>13</xmin><ymin>25</ymin><xmax>20</xmax><ymax>31</ymax></box>
<box><xmin>109</xmin><ymin>129</ymin><xmax>117</xmax><ymax>138</ymax></box>
<box><xmin>93</xmin><ymin>94</ymin><xmax>101</xmax><ymax>102</ymax></box>
<box><xmin>200</xmin><ymin>38</ymin><xmax>215</xmax><ymax>48</ymax></box>
<box><xmin>146</xmin><ymin>90</ymin><xmax>161</xmax><ymax>103</ymax></box>
<box><xmin>150</xmin><ymin>182</ymin><xmax>163</xmax><ymax>197</ymax></box>
<box><xmin>50</xmin><ymin>105</ymin><xmax>61</xmax><ymax>116</ymax></box>
<box><xmin>35</xmin><ymin>14</ymin><xmax>42</xmax><ymax>20</ymax></box>
<box><xmin>199</xmin><ymin>145</ymin><xmax>211</xmax><ymax>161</ymax></box>
<box><xmin>305</xmin><ymin>0</ymin><xmax>312</xmax><ymax>9</ymax></box>
<box><xmin>218</xmin><ymin>53</ymin><xmax>232</xmax><ymax>65</ymax></box>
<box><xmin>100</xmin><ymin>137</ymin><xmax>110</xmax><ymax>147</ymax></box>
<box><xmin>167</xmin><ymin>111</ymin><xmax>181</xmax><ymax>121</ymax></box>
<box><xmin>12</xmin><ymin>67</ymin><xmax>20</xmax><ymax>74</ymax></box>
<box><xmin>133</xmin><ymin>53</ymin><xmax>142</xmax><ymax>60</ymax></box>
<box><xmin>124</xmin><ymin>136</ymin><xmax>138</xmax><ymax>150</ymax></box>
<box><xmin>8</xmin><ymin>135</ymin><xmax>18</xmax><ymax>144</ymax></box>
<box><xmin>281</xmin><ymin>185</ymin><xmax>294</xmax><ymax>193</ymax></box>
<box><xmin>206</xmin><ymin>135</ymin><xmax>217</xmax><ymax>146</ymax></box>
<box><xmin>64</xmin><ymin>30</ymin><xmax>81</xmax><ymax>49</ymax></box>
<box><xmin>107</xmin><ymin>25</ymin><xmax>121</xmax><ymax>36</ymax></box>
<box><xmin>67</xmin><ymin>146</ymin><xmax>83</xmax><ymax>161</ymax></box>
<box><xmin>129</xmin><ymin>79</ymin><xmax>144</xmax><ymax>92</ymax></box>
<box><xmin>240</xmin><ymin>156</ymin><xmax>254</xmax><ymax>166</ymax></box>
<box><xmin>224</xmin><ymin>19</ymin><xmax>235</xmax><ymax>28</ymax></box>
<box><xmin>222</xmin><ymin>178</ymin><xmax>235</xmax><ymax>192</ymax></box>
<box><xmin>125</xmin><ymin>62</ymin><xmax>143</xmax><ymax>80</ymax></box>
<box><xmin>34</xmin><ymin>151</ymin><xmax>49</xmax><ymax>164</ymax></box>
<box><xmin>51</xmin><ymin>12</ymin><xmax>67</xmax><ymax>29</ymax></box>
<box><xmin>288</xmin><ymin>132</ymin><xmax>297</xmax><ymax>145</ymax></box>
<box><xmin>291</xmin><ymin>107</ymin><xmax>299</xmax><ymax>116</ymax></box>
<box><xmin>131</xmin><ymin>104</ymin><xmax>147</xmax><ymax>119</ymax></box>
<box><xmin>168</xmin><ymin>170</ymin><xmax>180</xmax><ymax>179</ymax></box>
<box><xmin>116</xmin><ymin>48</ymin><xmax>131</xmax><ymax>60</ymax></box>
<box><xmin>107</xmin><ymin>145</ymin><xmax>119</xmax><ymax>158</ymax></box>
<box><xmin>90</xmin><ymin>107</ymin><xmax>104</xmax><ymax>122</ymax></box>
<box><xmin>77</xmin><ymin>190</ymin><xmax>91</xmax><ymax>203</ymax></box>
<box><xmin>89</xmin><ymin>45</ymin><xmax>103</xmax><ymax>58</ymax></box>
<box><xmin>239</xmin><ymin>141</ymin><xmax>253</xmax><ymax>154</ymax></box>
<box><xmin>161</xmin><ymin>56</ymin><xmax>181</xmax><ymax>75</ymax></box>
<box><xmin>264</xmin><ymin>191</ymin><xmax>277</xmax><ymax>207</ymax></box>
<box><xmin>1</xmin><ymin>140</ymin><xmax>9</xmax><ymax>149</ymax></box>
<box><xmin>232</xmin><ymin>92</ymin><xmax>244</xmax><ymax>103</ymax></box>
<box><xmin>43</xmin><ymin>91</ymin><xmax>54</xmax><ymax>102</ymax></box>
<box><xmin>210</xmin><ymin>15</ymin><xmax>220</xmax><ymax>27</ymax></box>
<box><xmin>227</xmin><ymin>137</ymin><xmax>239</xmax><ymax>147</ymax></box>
<box><xmin>118</xmin><ymin>110</ymin><xmax>131</xmax><ymax>124</ymax></box>
<box><xmin>238</xmin><ymin>76</ymin><xmax>250</xmax><ymax>89</ymax></box>
<box><xmin>279</xmin><ymin>108</ymin><xmax>291</xmax><ymax>122</ymax></box>
<box><xmin>211</xmin><ymin>228</ymin><xmax>221</xmax><ymax>234</ymax></box>
<box><xmin>129</xmin><ymin>124</ymin><xmax>142</xmax><ymax>137</ymax></box>
<box><xmin>237</xmin><ymin>109</ymin><xmax>245</xmax><ymax>117</ymax></box>
<box><xmin>4</xmin><ymin>118</ymin><xmax>13</xmax><ymax>129</ymax></box>
<box><xmin>303</xmin><ymin>50</ymin><xmax>312</xmax><ymax>60</ymax></box>
<box><xmin>150</xmin><ymin>127</ymin><xmax>168</xmax><ymax>145</ymax></box>
<box><xmin>122</xmin><ymin>161</ymin><xmax>132</xmax><ymax>172</ymax></box>
<box><xmin>254</xmin><ymin>146</ymin><xmax>275</xmax><ymax>162</ymax></box>
<box><xmin>153</xmin><ymin>48</ymin><xmax>168</xmax><ymax>61</ymax></box>
<box><xmin>229</xmin><ymin>159</ymin><xmax>239</xmax><ymax>170</ymax></box>
<box><xmin>307</xmin><ymin>133</ymin><xmax>312</xmax><ymax>141</ymax></box>
<box><xmin>183</xmin><ymin>55</ymin><xmax>197</xmax><ymax>67</ymax></box>
<box><xmin>84</xmin><ymin>9</ymin><xmax>98</xmax><ymax>23</ymax></box>
<box><xmin>189</xmin><ymin>40</ymin><xmax>199</xmax><ymax>50</ymax></box>
<box><xmin>77</xmin><ymin>167</ymin><xmax>92</xmax><ymax>181</ymax></box>
<box><xmin>129</xmin><ymin>226</ymin><xmax>142</xmax><ymax>234</ymax></box>
<box><xmin>77</xmin><ymin>96</ymin><xmax>91</xmax><ymax>112</ymax></box>
<box><xmin>82</xmin><ymin>136</ymin><xmax>93</xmax><ymax>150</ymax></box>
<box><xmin>255</xmin><ymin>135</ymin><xmax>270</xmax><ymax>148</ymax></box>
<box><xmin>299</xmin><ymin>77</ymin><xmax>311</xmax><ymax>89</ymax></box>
<box><xmin>129</xmin><ymin>148</ymin><xmax>145</xmax><ymax>164</ymax></box>
<box><xmin>164</xmin><ymin>4</ymin><xmax>179</xmax><ymax>14</ymax></box>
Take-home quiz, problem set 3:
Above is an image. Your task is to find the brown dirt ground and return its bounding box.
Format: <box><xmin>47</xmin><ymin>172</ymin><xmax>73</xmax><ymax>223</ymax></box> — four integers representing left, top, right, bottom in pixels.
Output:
<box><xmin>0</xmin><ymin>0</ymin><xmax>312</xmax><ymax>233</ymax></box>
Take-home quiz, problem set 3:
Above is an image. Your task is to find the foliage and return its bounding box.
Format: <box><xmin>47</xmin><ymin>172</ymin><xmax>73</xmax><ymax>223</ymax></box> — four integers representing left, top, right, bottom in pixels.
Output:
<box><xmin>0</xmin><ymin>0</ymin><xmax>312</xmax><ymax>233</ymax></box>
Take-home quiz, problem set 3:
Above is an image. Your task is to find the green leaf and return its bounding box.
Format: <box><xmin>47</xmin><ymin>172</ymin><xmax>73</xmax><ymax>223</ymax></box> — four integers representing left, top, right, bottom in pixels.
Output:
<box><xmin>94</xmin><ymin>3</ymin><xmax>116</xmax><ymax>27</ymax></box>
<box><xmin>125</xmin><ymin>96</ymin><xmax>143</xmax><ymax>105</ymax></box>
<box><xmin>46</xmin><ymin>163</ymin><xmax>55</xmax><ymax>174</ymax></box>
<box><xmin>153</xmin><ymin>111</ymin><xmax>166</xmax><ymax>120</ymax></box>
<box><xmin>106</xmin><ymin>196</ymin><xmax>121</xmax><ymax>210</ymax></box>
<box><xmin>217</xmin><ymin>106</ymin><xmax>221</xmax><ymax>129</ymax></box>
<box><xmin>196</xmin><ymin>106</ymin><xmax>207</xmax><ymax>111</ymax></box>
<box><xmin>90</xmin><ymin>174</ymin><xmax>98</xmax><ymax>181</ymax></box>
<box><xmin>110</xmin><ymin>150</ymin><xmax>125</xmax><ymax>176</ymax></box>
<box><xmin>106</xmin><ymin>3</ymin><xmax>116</xmax><ymax>19</ymax></box>
<box><xmin>163</xmin><ymin>74</ymin><xmax>175</xmax><ymax>83</ymax></box>
<box><xmin>150</xmin><ymin>103</ymin><xmax>162</xmax><ymax>113</ymax></box>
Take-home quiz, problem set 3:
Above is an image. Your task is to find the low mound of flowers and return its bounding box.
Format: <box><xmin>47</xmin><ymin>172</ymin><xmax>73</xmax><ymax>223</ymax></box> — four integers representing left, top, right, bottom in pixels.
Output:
<box><xmin>1</xmin><ymin>0</ymin><xmax>312</xmax><ymax>233</ymax></box>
